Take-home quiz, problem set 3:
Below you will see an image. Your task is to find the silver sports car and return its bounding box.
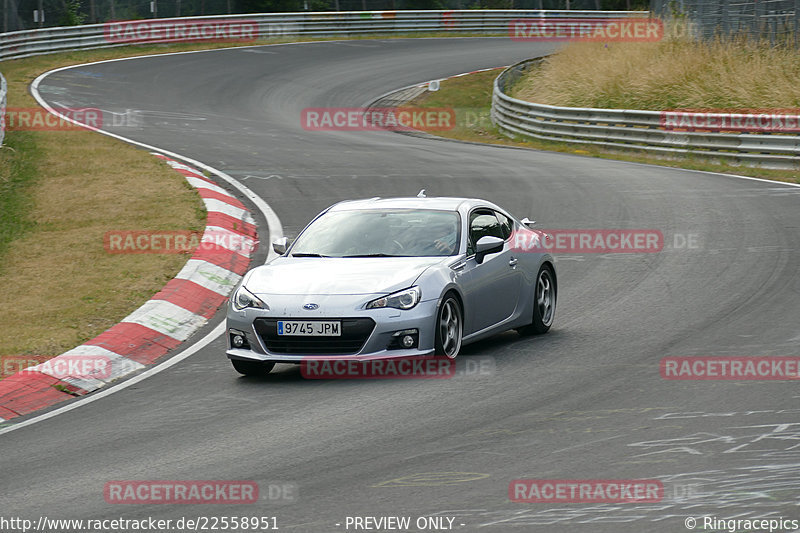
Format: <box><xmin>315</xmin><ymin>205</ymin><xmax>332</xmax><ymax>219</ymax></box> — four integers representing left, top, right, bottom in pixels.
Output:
<box><xmin>226</xmin><ymin>195</ymin><xmax>556</xmax><ymax>376</ymax></box>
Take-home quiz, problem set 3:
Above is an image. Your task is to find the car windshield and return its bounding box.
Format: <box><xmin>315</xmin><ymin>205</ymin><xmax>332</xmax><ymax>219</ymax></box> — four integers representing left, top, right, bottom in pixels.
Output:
<box><xmin>290</xmin><ymin>208</ymin><xmax>461</xmax><ymax>257</ymax></box>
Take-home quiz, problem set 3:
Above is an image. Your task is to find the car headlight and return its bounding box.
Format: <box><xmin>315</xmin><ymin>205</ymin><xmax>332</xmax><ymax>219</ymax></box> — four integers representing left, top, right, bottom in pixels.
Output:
<box><xmin>231</xmin><ymin>285</ymin><xmax>268</xmax><ymax>311</ymax></box>
<box><xmin>366</xmin><ymin>286</ymin><xmax>421</xmax><ymax>310</ymax></box>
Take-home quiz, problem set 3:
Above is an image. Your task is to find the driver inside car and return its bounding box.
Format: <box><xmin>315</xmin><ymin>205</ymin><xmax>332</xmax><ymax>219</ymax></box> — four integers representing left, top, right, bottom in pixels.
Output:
<box><xmin>432</xmin><ymin>222</ymin><xmax>458</xmax><ymax>254</ymax></box>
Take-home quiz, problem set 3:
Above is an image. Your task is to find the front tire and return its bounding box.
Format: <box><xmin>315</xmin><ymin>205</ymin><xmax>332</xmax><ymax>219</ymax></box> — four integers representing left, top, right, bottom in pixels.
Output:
<box><xmin>435</xmin><ymin>294</ymin><xmax>463</xmax><ymax>358</ymax></box>
<box><xmin>231</xmin><ymin>359</ymin><xmax>275</xmax><ymax>376</ymax></box>
<box><xmin>518</xmin><ymin>265</ymin><xmax>556</xmax><ymax>335</ymax></box>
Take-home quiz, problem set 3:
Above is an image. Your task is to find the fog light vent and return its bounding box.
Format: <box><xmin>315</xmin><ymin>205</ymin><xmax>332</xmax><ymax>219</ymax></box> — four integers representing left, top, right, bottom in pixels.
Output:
<box><xmin>229</xmin><ymin>328</ymin><xmax>250</xmax><ymax>350</ymax></box>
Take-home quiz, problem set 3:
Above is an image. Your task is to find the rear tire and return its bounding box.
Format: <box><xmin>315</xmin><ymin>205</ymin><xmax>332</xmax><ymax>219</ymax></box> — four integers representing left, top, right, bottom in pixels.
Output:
<box><xmin>435</xmin><ymin>294</ymin><xmax>463</xmax><ymax>359</ymax></box>
<box><xmin>518</xmin><ymin>264</ymin><xmax>556</xmax><ymax>336</ymax></box>
<box><xmin>231</xmin><ymin>359</ymin><xmax>275</xmax><ymax>376</ymax></box>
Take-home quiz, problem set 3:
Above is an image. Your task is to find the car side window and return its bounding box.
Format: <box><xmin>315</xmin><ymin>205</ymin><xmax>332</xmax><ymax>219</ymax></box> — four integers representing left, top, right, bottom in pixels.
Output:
<box><xmin>467</xmin><ymin>210</ymin><xmax>504</xmax><ymax>255</ymax></box>
<box><xmin>495</xmin><ymin>211</ymin><xmax>513</xmax><ymax>240</ymax></box>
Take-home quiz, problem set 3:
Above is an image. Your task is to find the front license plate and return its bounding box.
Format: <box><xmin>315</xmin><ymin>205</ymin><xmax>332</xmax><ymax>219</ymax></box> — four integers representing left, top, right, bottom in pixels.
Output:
<box><xmin>277</xmin><ymin>320</ymin><xmax>341</xmax><ymax>336</ymax></box>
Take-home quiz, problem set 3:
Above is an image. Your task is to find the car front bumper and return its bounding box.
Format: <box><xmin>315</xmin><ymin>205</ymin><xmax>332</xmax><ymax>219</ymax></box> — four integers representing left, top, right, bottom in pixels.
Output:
<box><xmin>226</xmin><ymin>294</ymin><xmax>438</xmax><ymax>363</ymax></box>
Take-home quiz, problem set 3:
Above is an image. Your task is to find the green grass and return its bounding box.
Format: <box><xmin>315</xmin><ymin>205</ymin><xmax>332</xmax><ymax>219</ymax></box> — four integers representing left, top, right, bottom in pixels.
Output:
<box><xmin>0</xmin><ymin>50</ymin><xmax>208</xmax><ymax>359</ymax></box>
<box><xmin>0</xmin><ymin>132</ymin><xmax>39</xmax><ymax>268</ymax></box>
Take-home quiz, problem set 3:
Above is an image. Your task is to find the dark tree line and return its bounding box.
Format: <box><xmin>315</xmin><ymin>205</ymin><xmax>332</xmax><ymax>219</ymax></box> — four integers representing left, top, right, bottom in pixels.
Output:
<box><xmin>2</xmin><ymin>0</ymin><xmax>648</xmax><ymax>32</ymax></box>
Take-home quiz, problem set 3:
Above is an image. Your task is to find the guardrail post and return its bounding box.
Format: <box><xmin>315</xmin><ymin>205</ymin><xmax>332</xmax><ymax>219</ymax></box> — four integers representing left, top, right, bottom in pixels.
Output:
<box><xmin>0</xmin><ymin>72</ymin><xmax>7</xmax><ymax>147</ymax></box>
<box><xmin>720</xmin><ymin>0</ymin><xmax>730</xmax><ymax>36</ymax></box>
<box><xmin>754</xmin><ymin>0</ymin><xmax>763</xmax><ymax>38</ymax></box>
<box><xmin>795</xmin><ymin>0</ymin><xmax>799</xmax><ymax>46</ymax></box>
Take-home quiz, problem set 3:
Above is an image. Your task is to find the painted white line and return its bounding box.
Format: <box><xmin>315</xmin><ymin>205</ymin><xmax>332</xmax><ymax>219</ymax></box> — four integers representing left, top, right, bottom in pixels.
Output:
<box><xmin>0</xmin><ymin>53</ymin><xmax>286</xmax><ymax>435</ymax></box>
<box><xmin>12</xmin><ymin>40</ymin><xmax>796</xmax><ymax>437</ymax></box>
<box><xmin>676</xmin><ymin>168</ymin><xmax>800</xmax><ymax>189</ymax></box>
<box><xmin>0</xmin><ymin>323</ymin><xmax>225</xmax><ymax>436</ymax></box>
<box><xmin>31</xmin><ymin>63</ymin><xmax>283</xmax><ymax>259</ymax></box>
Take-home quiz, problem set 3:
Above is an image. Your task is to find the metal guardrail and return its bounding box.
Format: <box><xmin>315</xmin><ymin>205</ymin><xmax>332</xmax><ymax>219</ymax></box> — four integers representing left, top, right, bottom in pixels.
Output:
<box><xmin>0</xmin><ymin>72</ymin><xmax>6</xmax><ymax>146</ymax></box>
<box><xmin>0</xmin><ymin>10</ymin><xmax>646</xmax><ymax>62</ymax></box>
<box><xmin>491</xmin><ymin>58</ymin><xmax>800</xmax><ymax>169</ymax></box>
<box><xmin>651</xmin><ymin>0</ymin><xmax>800</xmax><ymax>44</ymax></box>
<box><xmin>0</xmin><ymin>9</ymin><xmax>647</xmax><ymax>146</ymax></box>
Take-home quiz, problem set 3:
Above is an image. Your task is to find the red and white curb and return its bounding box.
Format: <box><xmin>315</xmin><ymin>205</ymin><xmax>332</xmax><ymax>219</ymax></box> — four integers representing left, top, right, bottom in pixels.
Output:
<box><xmin>0</xmin><ymin>154</ymin><xmax>257</xmax><ymax>422</ymax></box>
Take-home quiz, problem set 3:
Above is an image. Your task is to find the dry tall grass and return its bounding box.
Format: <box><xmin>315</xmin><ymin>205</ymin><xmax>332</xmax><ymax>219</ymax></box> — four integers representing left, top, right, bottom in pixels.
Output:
<box><xmin>513</xmin><ymin>37</ymin><xmax>800</xmax><ymax>110</ymax></box>
<box><xmin>0</xmin><ymin>57</ymin><xmax>206</xmax><ymax>358</ymax></box>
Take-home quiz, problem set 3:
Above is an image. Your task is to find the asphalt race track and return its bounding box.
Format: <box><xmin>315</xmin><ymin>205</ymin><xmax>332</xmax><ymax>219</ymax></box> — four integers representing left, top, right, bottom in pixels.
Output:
<box><xmin>2</xmin><ymin>38</ymin><xmax>800</xmax><ymax>532</ymax></box>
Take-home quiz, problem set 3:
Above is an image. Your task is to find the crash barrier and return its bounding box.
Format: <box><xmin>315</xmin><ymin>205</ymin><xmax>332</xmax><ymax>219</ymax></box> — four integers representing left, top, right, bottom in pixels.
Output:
<box><xmin>0</xmin><ymin>10</ymin><xmax>647</xmax><ymax>62</ymax></box>
<box><xmin>0</xmin><ymin>73</ymin><xmax>6</xmax><ymax>146</ymax></box>
<box><xmin>650</xmin><ymin>0</ymin><xmax>800</xmax><ymax>44</ymax></box>
<box><xmin>491</xmin><ymin>58</ymin><xmax>800</xmax><ymax>169</ymax></box>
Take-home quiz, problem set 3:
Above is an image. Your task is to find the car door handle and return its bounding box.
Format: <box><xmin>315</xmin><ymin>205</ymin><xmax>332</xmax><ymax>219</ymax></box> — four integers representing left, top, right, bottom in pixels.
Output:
<box><xmin>509</xmin><ymin>257</ymin><xmax>518</xmax><ymax>267</ymax></box>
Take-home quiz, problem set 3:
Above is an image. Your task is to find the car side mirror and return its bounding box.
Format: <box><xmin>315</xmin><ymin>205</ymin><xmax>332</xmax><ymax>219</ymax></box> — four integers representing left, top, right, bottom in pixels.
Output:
<box><xmin>272</xmin><ymin>237</ymin><xmax>289</xmax><ymax>255</ymax></box>
<box><xmin>521</xmin><ymin>217</ymin><xmax>536</xmax><ymax>228</ymax></box>
<box><xmin>475</xmin><ymin>235</ymin><xmax>504</xmax><ymax>264</ymax></box>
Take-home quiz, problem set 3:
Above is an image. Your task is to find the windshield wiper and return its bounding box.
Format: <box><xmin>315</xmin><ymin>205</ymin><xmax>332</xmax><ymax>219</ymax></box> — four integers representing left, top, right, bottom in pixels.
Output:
<box><xmin>291</xmin><ymin>252</ymin><xmax>330</xmax><ymax>258</ymax></box>
<box><xmin>341</xmin><ymin>253</ymin><xmax>407</xmax><ymax>258</ymax></box>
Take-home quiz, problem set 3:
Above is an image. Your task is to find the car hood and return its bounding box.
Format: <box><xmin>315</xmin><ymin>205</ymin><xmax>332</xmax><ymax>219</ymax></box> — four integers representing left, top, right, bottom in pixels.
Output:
<box><xmin>244</xmin><ymin>256</ymin><xmax>446</xmax><ymax>295</ymax></box>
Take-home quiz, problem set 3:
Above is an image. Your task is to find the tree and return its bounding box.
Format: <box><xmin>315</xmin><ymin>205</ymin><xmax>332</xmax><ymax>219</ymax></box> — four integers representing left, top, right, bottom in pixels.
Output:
<box><xmin>58</xmin><ymin>0</ymin><xmax>87</xmax><ymax>25</ymax></box>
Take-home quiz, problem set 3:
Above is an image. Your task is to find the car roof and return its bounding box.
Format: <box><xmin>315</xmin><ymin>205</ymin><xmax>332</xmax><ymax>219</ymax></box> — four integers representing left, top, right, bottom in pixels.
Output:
<box><xmin>327</xmin><ymin>196</ymin><xmax>501</xmax><ymax>213</ymax></box>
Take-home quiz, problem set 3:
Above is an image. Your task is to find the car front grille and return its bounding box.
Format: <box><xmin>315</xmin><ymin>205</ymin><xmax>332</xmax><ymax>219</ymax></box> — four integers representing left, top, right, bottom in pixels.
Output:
<box><xmin>253</xmin><ymin>318</ymin><xmax>375</xmax><ymax>355</ymax></box>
